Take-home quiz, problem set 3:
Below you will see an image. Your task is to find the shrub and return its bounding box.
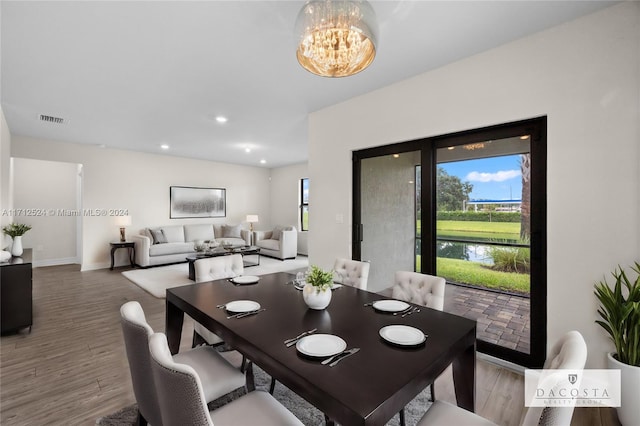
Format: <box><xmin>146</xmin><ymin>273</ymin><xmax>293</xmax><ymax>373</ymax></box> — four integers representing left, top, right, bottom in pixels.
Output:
<box><xmin>488</xmin><ymin>245</ymin><xmax>530</xmax><ymax>274</ymax></box>
<box><xmin>437</xmin><ymin>211</ymin><xmax>521</xmax><ymax>223</ymax></box>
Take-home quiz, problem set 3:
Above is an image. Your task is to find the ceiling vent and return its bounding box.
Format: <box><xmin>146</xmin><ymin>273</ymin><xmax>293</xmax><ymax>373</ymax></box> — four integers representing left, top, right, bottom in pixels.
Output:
<box><xmin>39</xmin><ymin>114</ymin><xmax>65</xmax><ymax>124</ymax></box>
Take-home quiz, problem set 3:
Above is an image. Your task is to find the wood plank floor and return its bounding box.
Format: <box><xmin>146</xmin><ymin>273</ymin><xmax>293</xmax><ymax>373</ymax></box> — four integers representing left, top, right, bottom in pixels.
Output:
<box><xmin>0</xmin><ymin>264</ymin><xmax>621</xmax><ymax>425</ymax></box>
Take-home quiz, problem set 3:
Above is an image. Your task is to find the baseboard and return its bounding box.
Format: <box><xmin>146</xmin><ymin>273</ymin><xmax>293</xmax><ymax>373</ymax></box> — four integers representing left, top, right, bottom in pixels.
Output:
<box><xmin>33</xmin><ymin>257</ymin><xmax>79</xmax><ymax>268</ymax></box>
<box><xmin>477</xmin><ymin>351</ymin><xmax>526</xmax><ymax>375</ymax></box>
<box><xmin>80</xmin><ymin>262</ymin><xmax>110</xmax><ymax>271</ymax></box>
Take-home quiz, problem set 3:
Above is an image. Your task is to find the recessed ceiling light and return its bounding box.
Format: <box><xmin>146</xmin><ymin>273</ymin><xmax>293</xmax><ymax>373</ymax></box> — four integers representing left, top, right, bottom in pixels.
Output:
<box><xmin>393</xmin><ymin>154</ymin><xmax>400</xmax><ymax>158</ymax></box>
<box><xmin>447</xmin><ymin>146</ymin><xmax>455</xmax><ymax>150</ymax></box>
<box><xmin>260</xmin><ymin>159</ymin><xmax>266</xmax><ymax>164</ymax></box>
<box><xmin>520</xmin><ymin>135</ymin><xmax>530</xmax><ymax>140</ymax></box>
<box><xmin>215</xmin><ymin>116</ymin><xmax>228</xmax><ymax>124</ymax></box>
<box><xmin>245</xmin><ymin>148</ymin><xmax>251</xmax><ymax>153</ymax></box>
<box><xmin>160</xmin><ymin>144</ymin><xmax>170</xmax><ymax>150</ymax></box>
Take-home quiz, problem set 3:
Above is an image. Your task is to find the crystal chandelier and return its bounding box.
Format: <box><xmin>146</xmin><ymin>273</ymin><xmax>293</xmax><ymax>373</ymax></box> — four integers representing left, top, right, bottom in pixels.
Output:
<box><xmin>295</xmin><ymin>0</ymin><xmax>378</xmax><ymax>78</ymax></box>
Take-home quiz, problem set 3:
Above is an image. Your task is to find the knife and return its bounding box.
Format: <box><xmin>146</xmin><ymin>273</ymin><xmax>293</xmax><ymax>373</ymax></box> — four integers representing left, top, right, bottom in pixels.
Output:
<box><xmin>321</xmin><ymin>348</ymin><xmax>360</xmax><ymax>365</ymax></box>
<box><xmin>328</xmin><ymin>348</ymin><xmax>361</xmax><ymax>367</ymax></box>
<box><xmin>284</xmin><ymin>328</ymin><xmax>318</xmax><ymax>347</ymax></box>
<box><xmin>235</xmin><ymin>308</ymin><xmax>266</xmax><ymax>319</ymax></box>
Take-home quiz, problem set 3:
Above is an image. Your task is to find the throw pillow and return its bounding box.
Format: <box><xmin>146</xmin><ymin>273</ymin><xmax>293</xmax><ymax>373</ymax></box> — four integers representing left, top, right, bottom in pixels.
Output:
<box><xmin>150</xmin><ymin>228</ymin><xmax>167</xmax><ymax>244</ymax></box>
<box><xmin>222</xmin><ymin>224</ymin><xmax>242</xmax><ymax>238</ymax></box>
<box><xmin>272</xmin><ymin>225</ymin><xmax>283</xmax><ymax>241</ymax></box>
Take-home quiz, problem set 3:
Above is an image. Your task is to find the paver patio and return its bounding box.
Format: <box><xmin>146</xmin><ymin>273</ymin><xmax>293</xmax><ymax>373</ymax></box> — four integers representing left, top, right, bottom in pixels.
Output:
<box><xmin>444</xmin><ymin>284</ymin><xmax>531</xmax><ymax>353</ymax></box>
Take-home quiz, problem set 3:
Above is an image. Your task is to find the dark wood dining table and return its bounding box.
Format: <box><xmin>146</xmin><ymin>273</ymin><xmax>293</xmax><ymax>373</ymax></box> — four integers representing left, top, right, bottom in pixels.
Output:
<box><xmin>166</xmin><ymin>272</ymin><xmax>477</xmax><ymax>425</ymax></box>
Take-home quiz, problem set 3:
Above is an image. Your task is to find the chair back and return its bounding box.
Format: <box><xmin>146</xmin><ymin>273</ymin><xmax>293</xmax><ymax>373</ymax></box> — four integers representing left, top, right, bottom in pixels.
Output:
<box><xmin>521</xmin><ymin>330</ymin><xmax>588</xmax><ymax>426</ymax></box>
<box><xmin>149</xmin><ymin>332</ymin><xmax>213</xmax><ymax>426</ymax></box>
<box><xmin>391</xmin><ymin>271</ymin><xmax>446</xmax><ymax>310</ymax></box>
<box><xmin>194</xmin><ymin>254</ymin><xmax>244</xmax><ymax>283</ymax></box>
<box><xmin>120</xmin><ymin>301</ymin><xmax>163</xmax><ymax>426</ymax></box>
<box><xmin>333</xmin><ymin>258</ymin><xmax>370</xmax><ymax>290</ymax></box>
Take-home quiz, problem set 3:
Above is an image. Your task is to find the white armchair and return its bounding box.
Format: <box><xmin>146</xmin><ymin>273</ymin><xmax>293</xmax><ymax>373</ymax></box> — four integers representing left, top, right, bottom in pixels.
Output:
<box><xmin>253</xmin><ymin>226</ymin><xmax>297</xmax><ymax>260</ymax></box>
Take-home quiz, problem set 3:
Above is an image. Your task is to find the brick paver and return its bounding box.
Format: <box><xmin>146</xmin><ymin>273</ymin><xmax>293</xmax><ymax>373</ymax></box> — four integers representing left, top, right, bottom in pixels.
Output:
<box><xmin>443</xmin><ymin>284</ymin><xmax>531</xmax><ymax>353</ymax></box>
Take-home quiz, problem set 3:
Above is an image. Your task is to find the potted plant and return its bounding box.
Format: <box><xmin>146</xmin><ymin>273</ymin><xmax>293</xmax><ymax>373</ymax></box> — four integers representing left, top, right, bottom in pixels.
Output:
<box><xmin>594</xmin><ymin>262</ymin><xmax>640</xmax><ymax>426</ymax></box>
<box><xmin>302</xmin><ymin>265</ymin><xmax>334</xmax><ymax>310</ymax></box>
<box><xmin>2</xmin><ymin>223</ymin><xmax>32</xmax><ymax>257</ymax></box>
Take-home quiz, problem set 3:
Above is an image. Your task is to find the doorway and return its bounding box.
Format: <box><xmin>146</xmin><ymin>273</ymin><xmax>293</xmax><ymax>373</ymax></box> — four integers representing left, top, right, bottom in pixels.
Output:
<box><xmin>353</xmin><ymin>117</ymin><xmax>546</xmax><ymax>367</ymax></box>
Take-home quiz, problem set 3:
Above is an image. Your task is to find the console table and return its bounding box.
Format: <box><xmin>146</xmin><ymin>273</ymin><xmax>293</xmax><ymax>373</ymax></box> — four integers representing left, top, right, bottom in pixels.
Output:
<box><xmin>1</xmin><ymin>248</ymin><xmax>33</xmax><ymax>334</ymax></box>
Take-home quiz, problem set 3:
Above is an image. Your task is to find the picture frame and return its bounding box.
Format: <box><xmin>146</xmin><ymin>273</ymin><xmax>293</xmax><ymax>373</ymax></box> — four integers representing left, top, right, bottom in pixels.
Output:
<box><xmin>170</xmin><ymin>186</ymin><xmax>226</xmax><ymax>218</ymax></box>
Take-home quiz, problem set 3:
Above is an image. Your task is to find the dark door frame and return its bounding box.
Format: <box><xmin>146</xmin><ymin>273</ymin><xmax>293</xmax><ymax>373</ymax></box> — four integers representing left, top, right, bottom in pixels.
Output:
<box><xmin>352</xmin><ymin>116</ymin><xmax>547</xmax><ymax>368</ymax></box>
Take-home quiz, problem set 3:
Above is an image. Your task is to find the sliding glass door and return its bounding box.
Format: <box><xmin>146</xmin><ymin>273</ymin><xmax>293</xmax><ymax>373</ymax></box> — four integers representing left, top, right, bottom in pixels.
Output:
<box><xmin>353</xmin><ymin>117</ymin><xmax>546</xmax><ymax>367</ymax></box>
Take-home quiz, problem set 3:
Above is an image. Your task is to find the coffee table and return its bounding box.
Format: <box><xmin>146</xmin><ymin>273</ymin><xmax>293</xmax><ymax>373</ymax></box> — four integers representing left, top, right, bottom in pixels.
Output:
<box><xmin>186</xmin><ymin>246</ymin><xmax>261</xmax><ymax>280</ymax></box>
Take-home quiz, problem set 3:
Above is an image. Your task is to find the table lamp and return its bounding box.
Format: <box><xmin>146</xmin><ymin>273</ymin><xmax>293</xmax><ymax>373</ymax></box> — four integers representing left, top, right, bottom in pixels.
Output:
<box><xmin>246</xmin><ymin>215</ymin><xmax>259</xmax><ymax>232</ymax></box>
<box><xmin>115</xmin><ymin>215</ymin><xmax>132</xmax><ymax>242</ymax></box>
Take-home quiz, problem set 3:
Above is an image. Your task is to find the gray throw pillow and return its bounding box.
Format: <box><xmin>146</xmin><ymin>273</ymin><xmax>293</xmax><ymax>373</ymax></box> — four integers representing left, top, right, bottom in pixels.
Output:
<box><xmin>222</xmin><ymin>224</ymin><xmax>242</xmax><ymax>238</ymax></box>
<box><xmin>150</xmin><ymin>228</ymin><xmax>167</xmax><ymax>244</ymax></box>
<box><xmin>272</xmin><ymin>226</ymin><xmax>283</xmax><ymax>241</ymax></box>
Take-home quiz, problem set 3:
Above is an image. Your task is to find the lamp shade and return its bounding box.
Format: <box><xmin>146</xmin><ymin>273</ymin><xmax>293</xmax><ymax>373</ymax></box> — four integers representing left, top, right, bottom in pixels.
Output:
<box><xmin>246</xmin><ymin>215</ymin><xmax>259</xmax><ymax>223</ymax></box>
<box><xmin>115</xmin><ymin>215</ymin><xmax>132</xmax><ymax>227</ymax></box>
<box><xmin>295</xmin><ymin>0</ymin><xmax>378</xmax><ymax>78</ymax></box>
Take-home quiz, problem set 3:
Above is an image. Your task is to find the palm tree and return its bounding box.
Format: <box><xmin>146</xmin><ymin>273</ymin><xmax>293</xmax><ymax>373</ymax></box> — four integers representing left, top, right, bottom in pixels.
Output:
<box><xmin>520</xmin><ymin>154</ymin><xmax>531</xmax><ymax>240</ymax></box>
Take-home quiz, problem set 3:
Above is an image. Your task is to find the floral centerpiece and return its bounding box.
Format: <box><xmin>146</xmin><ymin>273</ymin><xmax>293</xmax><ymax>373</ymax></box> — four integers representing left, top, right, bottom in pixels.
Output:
<box><xmin>2</xmin><ymin>223</ymin><xmax>32</xmax><ymax>256</ymax></box>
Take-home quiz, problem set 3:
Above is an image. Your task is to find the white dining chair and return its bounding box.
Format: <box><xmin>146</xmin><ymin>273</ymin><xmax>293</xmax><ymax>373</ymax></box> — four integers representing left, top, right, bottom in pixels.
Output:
<box><xmin>192</xmin><ymin>254</ymin><xmax>244</xmax><ymax>347</ymax></box>
<box><xmin>333</xmin><ymin>258</ymin><xmax>370</xmax><ymax>290</ymax></box>
<box><xmin>416</xmin><ymin>330</ymin><xmax>588</xmax><ymax>426</ymax></box>
<box><xmin>120</xmin><ymin>301</ymin><xmax>246</xmax><ymax>426</ymax></box>
<box><xmin>391</xmin><ymin>271</ymin><xmax>446</xmax><ymax>425</ymax></box>
<box><xmin>149</xmin><ymin>332</ymin><xmax>304</xmax><ymax>426</ymax></box>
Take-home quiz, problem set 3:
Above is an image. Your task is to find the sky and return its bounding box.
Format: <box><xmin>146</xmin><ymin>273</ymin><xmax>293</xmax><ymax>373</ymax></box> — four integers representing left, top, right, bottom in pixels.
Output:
<box><xmin>439</xmin><ymin>154</ymin><xmax>523</xmax><ymax>201</ymax></box>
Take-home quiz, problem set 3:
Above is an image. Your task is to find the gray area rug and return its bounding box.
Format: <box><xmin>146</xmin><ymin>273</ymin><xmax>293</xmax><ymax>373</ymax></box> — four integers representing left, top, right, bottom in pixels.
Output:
<box><xmin>96</xmin><ymin>364</ymin><xmax>432</xmax><ymax>425</ymax></box>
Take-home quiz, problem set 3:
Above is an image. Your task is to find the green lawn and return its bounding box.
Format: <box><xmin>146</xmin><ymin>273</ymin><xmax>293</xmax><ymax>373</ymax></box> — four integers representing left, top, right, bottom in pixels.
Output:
<box><xmin>417</xmin><ymin>220</ymin><xmax>521</xmax><ymax>241</ymax></box>
<box><xmin>416</xmin><ymin>255</ymin><xmax>530</xmax><ymax>294</ymax></box>
<box><xmin>437</xmin><ymin>220</ymin><xmax>521</xmax><ymax>241</ymax></box>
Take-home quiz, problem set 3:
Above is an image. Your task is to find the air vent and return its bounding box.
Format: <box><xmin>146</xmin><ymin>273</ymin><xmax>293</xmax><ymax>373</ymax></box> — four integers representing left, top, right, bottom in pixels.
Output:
<box><xmin>39</xmin><ymin>114</ymin><xmax>65</xmax><ymax>124</ymax></box>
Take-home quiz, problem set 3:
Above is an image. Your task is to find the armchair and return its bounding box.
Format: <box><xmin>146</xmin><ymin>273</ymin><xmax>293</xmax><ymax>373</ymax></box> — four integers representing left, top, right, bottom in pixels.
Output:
<box><xmin>253</xmin><ymin>225</ymin><xmax>297</xmax><ymax>260</ymax></box>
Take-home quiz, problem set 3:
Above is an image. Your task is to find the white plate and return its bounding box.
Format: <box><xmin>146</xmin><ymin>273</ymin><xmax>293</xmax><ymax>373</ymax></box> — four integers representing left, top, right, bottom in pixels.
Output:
<box><xmin>296</xmin><ymin>334</ymin><xmax>347</xmax><ymax>358</ymax></box>
<box><xmin>372</xmin><ymin>300</ymin><xmax>411</xmax><ymax>313</ymax></box>
<box><xmin>225</xmin><ymin>300</ymin><xmax>261</xmax><ymax>313</ymax></box>
<box><xmin>232</xmin><ymin>275</ymin><xmax>260</xmax><ymax>284</ymax></box>
<box><xmin>379</xmin><ymin>325</ymin><xmax>427</xmax><ymax>346</ymax></box>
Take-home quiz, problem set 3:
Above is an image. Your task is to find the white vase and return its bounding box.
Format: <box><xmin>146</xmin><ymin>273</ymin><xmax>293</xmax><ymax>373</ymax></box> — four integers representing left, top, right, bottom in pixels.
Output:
<box><xmin>302</xmin><ymin>284</ymin><xmax>332</xmax><ymax>310</ymax></box>
<box><xmin>11</xmin><ymin>236</ymin><xmax>23</xmax><ymax>257</ymax></box>
<box><xmin>607</xmin><ymin>352</ymin><xmax>640</xmax><ymax>426</ymax></box>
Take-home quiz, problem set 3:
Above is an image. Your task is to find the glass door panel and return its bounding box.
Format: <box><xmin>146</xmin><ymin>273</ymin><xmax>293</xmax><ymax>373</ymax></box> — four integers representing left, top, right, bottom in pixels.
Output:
<box><xmin>436</xmin><ymin>137</ymin><xmax>531</xmax><ymax>355</ymax></box>
<box><xmin>360</xmin><ymin>151</ymin><xmax>421</xmax><ymax>292</ymax></box>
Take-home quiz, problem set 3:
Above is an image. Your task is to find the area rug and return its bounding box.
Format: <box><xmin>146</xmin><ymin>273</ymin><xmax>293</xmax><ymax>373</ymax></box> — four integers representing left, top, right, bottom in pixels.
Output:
<box><xmin>121</xmin><ymin>256</ymin><xmax>309</xmax><ymax>298</ymax></box>
<box><xmin>96</xmin><ymin>364</ymin><xmax>432</xmax><ymax>425</ymax></box>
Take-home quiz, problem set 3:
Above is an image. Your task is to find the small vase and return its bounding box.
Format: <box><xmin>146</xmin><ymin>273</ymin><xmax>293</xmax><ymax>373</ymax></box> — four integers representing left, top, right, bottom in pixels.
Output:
<box><xmin>11</xmin><ymin>236</ymin><xmax>23</xmax><ymax>257</ymax></box>
<box><xmin>303</xmin><ymin>284</ymin><xmax>332</xmax><ymax>310</ymax></box>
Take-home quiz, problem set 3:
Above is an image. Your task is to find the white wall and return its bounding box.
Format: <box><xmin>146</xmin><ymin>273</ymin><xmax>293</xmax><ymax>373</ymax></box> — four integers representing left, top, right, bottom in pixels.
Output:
<box><xmin>0</xmin><ymin>107</ymin><xmax>12</xmax><ymax>250</ymax></box>
<box><xmin>11</xmin><ymin>136</ymin><xmax>272</xmax><ymax>270</ymax></box>
<box><xmin>308</xmin><ymin>3</ymin><xmax>640</xmax><ymax>368</ymax></box>
<box><xmin>269</xmin><ymin>162</ymin><xmax>309</xmax><ymax>255</ymax></box>
<box><xmin>12</xmin><ymin>158</ymin><xmax>80</xmax><ymax>266</ymax></box>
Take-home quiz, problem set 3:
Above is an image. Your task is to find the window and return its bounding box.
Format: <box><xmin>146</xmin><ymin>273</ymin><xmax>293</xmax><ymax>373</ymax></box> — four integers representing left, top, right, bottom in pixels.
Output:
<box><xmin>300</xmin><ymin>178</ymin><xmax>309</xmax><ymax>231</ymax></box>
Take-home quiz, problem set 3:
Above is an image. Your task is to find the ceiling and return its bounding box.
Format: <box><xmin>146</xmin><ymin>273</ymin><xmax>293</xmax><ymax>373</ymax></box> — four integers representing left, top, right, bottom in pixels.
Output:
<box><xmin>1</xmin><ymin>1</ymin><xmax>616</xmax><ymax>168</ymax></box>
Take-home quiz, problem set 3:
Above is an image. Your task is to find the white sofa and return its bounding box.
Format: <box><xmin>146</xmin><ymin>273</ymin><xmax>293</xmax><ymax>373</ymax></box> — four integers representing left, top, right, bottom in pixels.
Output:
<box><xmin>253</xmin><ymin>225</ymin><xmax>297</xmax><ymax>260</ymax></box>
<box><xmin>132</xmin><ymin>223</ymin><xmax>250</xmax><ymax>267</ymax></box>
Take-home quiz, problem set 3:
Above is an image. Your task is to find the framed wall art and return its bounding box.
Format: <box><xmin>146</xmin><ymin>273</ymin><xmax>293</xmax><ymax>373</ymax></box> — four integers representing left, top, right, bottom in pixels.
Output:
<box><xmin>170</xmin><ymin>186</ymin><xmax>226</xmax><ymax>218</ymax></box>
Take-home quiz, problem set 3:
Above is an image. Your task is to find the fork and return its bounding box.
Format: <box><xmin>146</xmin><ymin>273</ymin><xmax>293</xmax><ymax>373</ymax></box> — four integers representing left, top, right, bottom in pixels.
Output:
<box><xmin>321</xmin><ymin>348</ymin><xmax>360</xmax><ymax>366</ymax></box>
<box><xmin>284</xmin><ymin>328</ymin><xmax>317</xmax><ymax>347</ymax></box>
<box><xmin>393</xmin><ymin>306</ymin><xmax>413</xmax><ymax>316</ymax></box>
<box><xmin>234</xmin><ymin>308</ymin><xmax>267</xmax><ymax>319</ymax></box>
<box><xmin>402</xmin><ymin>307</ymin><xmax>421</xmax><ymax>318</ymax></box>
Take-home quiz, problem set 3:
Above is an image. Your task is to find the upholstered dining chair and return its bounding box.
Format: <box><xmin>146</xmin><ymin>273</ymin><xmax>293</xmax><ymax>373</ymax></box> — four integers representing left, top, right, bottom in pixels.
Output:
<box><xmin>192</xmin><ymin>254</ymin><xmax>244</xmax><ymax>347</ymax></box>
<box><xmin>333</xmin><ymin>258</ymin><xmax>370</xmax><ymax>290</ymax></box>
<box><xmin>149</xmin><ymin>332</ymin><xmax>304</xmax><ymax>426</ymax></box>
<box><xmin>120</xmin><ymin>301</ymin><xmax>246</xmax><ymax>426</ymax></box>
<box><xmin>391</xmin><ymin>271</ymin><xmax>446</xmax><ymax>425</ymax></box>
<box><xmin>416</xmin><ymin>330</ymin><xmax>588</xmax><ymax>426</ymax></box>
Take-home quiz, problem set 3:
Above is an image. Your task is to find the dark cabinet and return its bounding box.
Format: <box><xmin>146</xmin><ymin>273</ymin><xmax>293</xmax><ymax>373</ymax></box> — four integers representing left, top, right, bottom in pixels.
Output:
<box><xmin>1</xmin><ymin>249</ymin><xmax>33</xmax><ymax>334</ymax></box>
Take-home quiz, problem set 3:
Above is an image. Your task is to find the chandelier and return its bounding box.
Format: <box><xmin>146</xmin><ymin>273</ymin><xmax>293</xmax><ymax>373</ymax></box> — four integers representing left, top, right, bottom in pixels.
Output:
<box><xmin>294</xmin><ymin>0</ymin><xmax>378</xmax><ymax>78</ymax></box>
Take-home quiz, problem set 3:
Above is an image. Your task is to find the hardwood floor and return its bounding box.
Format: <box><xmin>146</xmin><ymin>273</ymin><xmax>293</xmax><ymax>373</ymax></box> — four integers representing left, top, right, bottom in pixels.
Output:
<box><xmin>0</xmin><ymin>264</ymin><xmax>621</xmax><ymax>425</ymax></box>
